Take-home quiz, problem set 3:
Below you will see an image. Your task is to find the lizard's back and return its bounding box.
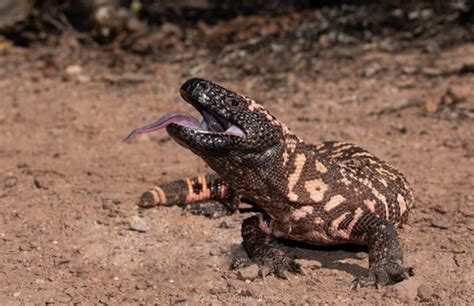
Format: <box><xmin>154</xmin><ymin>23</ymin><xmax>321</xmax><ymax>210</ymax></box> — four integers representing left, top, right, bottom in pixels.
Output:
<box><xmin>271</xmin><ymin>140</ymin><xmax>413</xmax><ymax>245</ymax></box>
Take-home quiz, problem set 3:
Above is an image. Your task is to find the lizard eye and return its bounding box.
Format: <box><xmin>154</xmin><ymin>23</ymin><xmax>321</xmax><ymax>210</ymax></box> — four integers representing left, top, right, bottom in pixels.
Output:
<box><xmin>227</xmin><ymin>97</ymin><xmax>241</xmax><ymax>112</ymax></box>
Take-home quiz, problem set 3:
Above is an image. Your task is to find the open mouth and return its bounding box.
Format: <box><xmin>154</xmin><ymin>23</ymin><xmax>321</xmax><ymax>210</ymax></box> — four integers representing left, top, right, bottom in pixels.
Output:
<box><xmin>124</xmin><ymin>90</ymin><xmax>245</xmax><ymax>142</ymax></box>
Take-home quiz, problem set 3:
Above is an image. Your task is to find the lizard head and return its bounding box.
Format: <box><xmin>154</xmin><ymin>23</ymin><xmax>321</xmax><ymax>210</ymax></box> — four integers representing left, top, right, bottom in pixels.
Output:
<box><xmin>125</xmin><ymin>78</ymin><xmax>287</xmax><ymax>156</ymax></box>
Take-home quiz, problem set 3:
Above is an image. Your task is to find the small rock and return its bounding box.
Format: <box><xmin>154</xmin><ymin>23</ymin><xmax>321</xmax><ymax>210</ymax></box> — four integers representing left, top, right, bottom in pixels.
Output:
<box><xmin>237</xmin><ymin>264</ymin><xmax>260</xmax><ymax>281</ymax></box>
<box><xmin>421</xmin><ymin>67</ymin><xmax>442</xmax><ymax>77</ymax></box>
<box><xmin>101</xmin><ymin>198</ymin><xmax>115</xmax><ymax>211</ymax></box>
<box><xmin>2</xmin><ymin>176</ymin><xmax>17</xmax><ymax>189</ymax></box>
<box><xmin>312</xmin><ymin>260</ymin><xmax>322</xmax><ymax>269</ymax></box>
<box><xmin>384</xmin><ymin>277</ymin><xmax>422</xmax><ymax>303</ymax></box>
<box><xmin>35</xmin><ymin>278</ymin><xmax>45</xmax><ymax>285</ymax></box>
<box><xmin>209</xmin><ymin>285</ymin><xmax>227</xmax><ymax>295</ymax></box>
<box><xmin>226</xmin><ymin>279</ymin><xmax>243</xmax><ymax>291</ymax></box>
<box><xmin>442</xmin><ymin>137</ymin><xmax>465</xmax><ymax>149</ymax></box>
<box><xmin>13</xmin><ymin>292</ymin><xmax>21</xmax><ymax>297</ymax></box>
<box><xmin>129</xmin><ymin>222</ymin><xmax>150</xmax><ymax>233</ymax></box>
<box><xmin>77</xmin><ymin>74</ymin><xmax>91</xmax><ymax>83</ymax></box>
<box><xmin>65</xmin><ymin>65</ymin><xmax>90</xmax><ymax>83</ymax></box>
<box><xmin>363</xmin><ymin>62</ymin><xmax>382</xmax><ymax>78</ymax></box>
<box><xmin>417</xmin><ymin>283</ymin><xmax>433</xmax><ymax>301</ymax></box>
<box><xmin>424</xmin><ymin>99</ymin><xmax>439</xmax><ymax>113</ymax></box>
<box><xmin>460</xmin><ymin>206</ymin><xmax>474</xmax><ymax>218</ymax></box>
<box><xmin>441</xmin><ymin>87</ymin><xmax>465</xmax><ymax>106</ymax></box>
<box><xmin>402</xmin><ymin>66</ymin><xmax>418</xmax><ymax>74</ymax></box>
<box><xmin>218</xmin><ymin>218</ymin><xmax>235</xmax><ymax>229</ymax></box>
<box><xmin>431</xmin><ymin>219</ymin><xmax>450</xmax><ymax>229</ymax></box>
<box><xmin>433</xmin><ymin>206</ymin><xmax>448</xmax><ymax>214</ymax></box>
<box><xmin>466</xmin><ymin>222</ymin><xmax>474</xmax><ymax>231</ymax></box>
<box><xmin>425</xmin><ymin>43</ymin><xmax>440</xmax><ymax>54</ymax></box>
<box><xmin>295</xmin><ymin>258</ymin><xmax>322</xmax><ymax>270</ymax></box>
<box><xmin>241</xmin><ymin>287</ymin><xmax>258</xmax><ymax>297</ymax></box>
<box><xmin>355</xmin><ymin>252</ymin><xmax>368</xmax><ymax>259</ymax></box>
<box><xmin>66</xmin><ymin>65</ymin><xmax>82</xmax><ymax>76</ymax></box>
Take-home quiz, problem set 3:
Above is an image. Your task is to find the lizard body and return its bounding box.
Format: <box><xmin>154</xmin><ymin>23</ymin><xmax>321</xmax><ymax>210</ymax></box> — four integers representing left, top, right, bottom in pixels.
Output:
<box><xmin>126</xmin><ymin>78</ymin><xmax>414</xmax><ymax>288</ymax></box>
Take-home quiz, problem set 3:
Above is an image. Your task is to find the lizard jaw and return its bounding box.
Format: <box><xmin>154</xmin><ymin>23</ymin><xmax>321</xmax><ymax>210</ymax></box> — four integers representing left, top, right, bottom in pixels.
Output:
<box><xmin>124</xmin><ymin>94</ymin><xmax>245</xmax><ymax>142</ymax></box>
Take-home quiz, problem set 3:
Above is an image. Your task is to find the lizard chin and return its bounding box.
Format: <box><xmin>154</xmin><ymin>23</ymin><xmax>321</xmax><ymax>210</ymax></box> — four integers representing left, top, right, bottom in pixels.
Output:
<box><xmin>123</xmin><ymin>94</ymin><xmax>245</xmax><ymax>142</ymax></box>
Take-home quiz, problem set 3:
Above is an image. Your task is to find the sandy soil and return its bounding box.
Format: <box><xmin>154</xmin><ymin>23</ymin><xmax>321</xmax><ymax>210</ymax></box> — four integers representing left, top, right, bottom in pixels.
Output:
<box><xmin>0</xmin><ymin>39</ymin><xmax>473</xmax><ymax>304</ymax></box>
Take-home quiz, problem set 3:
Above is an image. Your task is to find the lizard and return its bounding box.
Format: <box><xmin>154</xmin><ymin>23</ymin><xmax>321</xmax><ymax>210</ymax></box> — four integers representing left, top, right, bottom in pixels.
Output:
<box><xmin>124</xmin><ymin>78</ymin><xmax>415</xmax><ymax>288</ymax></box>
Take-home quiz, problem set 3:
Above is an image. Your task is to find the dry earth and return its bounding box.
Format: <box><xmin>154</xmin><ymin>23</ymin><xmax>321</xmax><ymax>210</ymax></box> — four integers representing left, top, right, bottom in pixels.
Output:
<box><xmin>0</xmin><ymin>40</ymin><xmax>473</xmax><ymax>304</ymax></box>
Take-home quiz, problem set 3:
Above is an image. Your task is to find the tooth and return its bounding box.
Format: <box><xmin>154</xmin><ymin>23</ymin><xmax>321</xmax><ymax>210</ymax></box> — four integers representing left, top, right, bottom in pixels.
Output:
<box><xmin>225</xmin><ymin>125</ymin><xmax>245</xmax><ymax>137</ymax></box>
<box><xmin>200</xmin><ymin>120</ymin><xmax>208</xmax><ymax>131</ymax></box>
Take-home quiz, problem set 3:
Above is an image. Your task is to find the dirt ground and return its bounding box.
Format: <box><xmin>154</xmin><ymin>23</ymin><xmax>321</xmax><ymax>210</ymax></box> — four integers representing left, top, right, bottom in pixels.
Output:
<box><xmin>1</xmin><ymin>19</ymin><xmax>474</xmax><ymax>304</ymax></box>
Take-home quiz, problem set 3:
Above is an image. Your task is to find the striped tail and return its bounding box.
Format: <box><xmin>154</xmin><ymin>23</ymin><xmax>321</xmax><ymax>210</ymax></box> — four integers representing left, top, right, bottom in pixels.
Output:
<box><xmin>137</xmin><ymin>173</ymin><xmax>229</xmax><ymax>208</ymax></box>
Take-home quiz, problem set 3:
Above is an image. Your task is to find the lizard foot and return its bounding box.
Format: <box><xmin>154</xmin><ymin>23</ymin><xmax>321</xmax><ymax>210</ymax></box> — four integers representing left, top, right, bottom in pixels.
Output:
<box><xmin>351</xmin><ymin>262</ymin><xmax>414</xmax><ymax>290</ymax></box>
<box><xmin>257</xmin><ymin>254</ymin><xmax>304</xmax><ymax>279</ymax></box>
<box><xmin>231</xmin><ymin>254</ymin><xmax>304</xmax><ymax>279</ymax></box>
<box><xmin>184</xmin><ymin>200</ymin><xmax>232</xmax><ymax>218</ymax></box>
<box><xmin>241</xmin><ymin>214</ymin><xmax>304</xmax><ymax>279</ymax></box>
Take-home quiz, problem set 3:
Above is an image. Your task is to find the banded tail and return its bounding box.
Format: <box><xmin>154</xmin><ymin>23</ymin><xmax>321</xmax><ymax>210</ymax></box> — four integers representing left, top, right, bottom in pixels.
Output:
<box><xmin>138</xmin><ymin>174</ymin><xmax>229</xmax><ymax>208</ymax></box>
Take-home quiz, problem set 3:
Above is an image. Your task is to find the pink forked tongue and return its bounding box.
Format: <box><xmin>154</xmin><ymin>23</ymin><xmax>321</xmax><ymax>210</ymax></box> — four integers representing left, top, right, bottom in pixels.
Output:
<box><xmin>123</xmin><ymin>112</ymin><xmax>200</xmax><ymax>142</ymax></box>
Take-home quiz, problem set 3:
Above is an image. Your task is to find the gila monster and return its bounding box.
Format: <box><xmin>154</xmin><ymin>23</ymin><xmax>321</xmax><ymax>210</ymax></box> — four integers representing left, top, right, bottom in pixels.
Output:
<box><xmin>125</xmin><ymin>78</ymin><xmax>415</xmax><ymax>288</ymax></box>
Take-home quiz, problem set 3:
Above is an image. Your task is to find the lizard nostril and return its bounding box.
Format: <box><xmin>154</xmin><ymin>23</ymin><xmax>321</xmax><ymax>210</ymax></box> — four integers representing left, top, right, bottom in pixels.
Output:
<box><xmin>181</xmin><ymin>78</ymin><xmax>199</xmax><ymax>93</ymax></box>
<box><xmin>181</xmin><ymin>78</ymin><xmax>208</xmax><ymax>94</ymax></box>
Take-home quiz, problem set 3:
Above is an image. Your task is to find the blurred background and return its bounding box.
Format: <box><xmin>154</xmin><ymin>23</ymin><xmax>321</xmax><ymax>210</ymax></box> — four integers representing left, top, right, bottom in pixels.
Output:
<box><xmin>1</xmin><ymin>1</ymin><xmax>473</xmax><ymax>69</ymax></box>
<box><xmin>0</xmin><ymin>1</ymin><xmax>473</xmax><ymax>304</ymax></box>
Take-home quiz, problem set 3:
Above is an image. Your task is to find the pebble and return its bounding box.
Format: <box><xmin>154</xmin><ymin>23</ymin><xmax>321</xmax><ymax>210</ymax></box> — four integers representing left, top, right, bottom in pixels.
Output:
<box><xmin>402</xmin><ymin>66</ymin><xmax>417</xmax><ymax>74</ymax></box>
<box><xmin>384</xmin><ymin>277</ymin><xmax>421</xmax><ymax>303</ymax></box>
<box><xmin>129</xmin><ymin>222</ymin><xmax>150</xmax><ymax>233</ymax></box>
<box><xmin>424</xmin><ymin>98</ymin><xmax>439</xmax><ymax>113</ymax></box>
<box><xmin>421</xmin><ymin>67</ymin><xmax>442</xmax><ymax>76</ymax></box>
<box><xmin>218</xmin><ymin>218</ymin><xmax>235</xmax><ymax>229</ymax></box>
<box><xmin>101</xmin><ymin>198</ymin><xmax>115</xmax><ymax>211</ymax></box>
<box><xmin>433</xmin><ymin>205</ymin><xmax>448</xmax><ymax>214</ymax></box>
<box><xmin>76</xmin><ymin>74</ymin><xmax>91</xmax><ymax>83</ymax></box>
<box><xmin>355</xmin><ymin>252</ymin><xmax>368</xmax><ymax>259</ymax></box>
<box><xmin>65</xmin><ymin>65</ymin><xmax>90</xmax><ymax>83</ymax></box>
<box><xmin>442</xmin><ymin>137</ymin><xmax>464</xmax><ymax>149</ymax></box>
<box><xmin>295</xmin><ymin>258</ymin><xmax>322</xmax><ymax>270</ymax></box>
<box><xmin>209</xmin><ymin>285</ymin><xmax>227</xmax><ymax>295</ymax></box>
<box><xmin>65</xmin><ymin>65</ymin><xmax>82</xmax><ymax>76</ymax></box>
<box><xmin>431</xmin><ymin>219</ymin><xmax>450</xmax><ymax>229</ymax></box>
<box><xmin>237</xmin><ymin>264</ymin><xmax>260</xmax><ymax>281</ymax></box>
<box><xmin>35</xmin><ymin>278</ymin><xmax>45</xmax><ymax>285</ymax></box>
<box><xmin>363</xmin><ymin>62</ymin><xmax>382</xmax><ymax>78</ymax></box>
<box><xmin>417</xmin><ymin>283</ymin><xmax>433</xmax><ymax>301</ymax></box>
<box><xmin>241</xmin><ymin>287</ymin><xmax>258</xmax><ymax>297</ymax></box>
<box><xmin>460</xmin><ymin>206</ymin><xmax>474</xmax><ymax>218</ymax></box>
<box><xmin>2</xmin><ymin>176</ymin><xmax>17</xmax><ymax>189</ymax></box>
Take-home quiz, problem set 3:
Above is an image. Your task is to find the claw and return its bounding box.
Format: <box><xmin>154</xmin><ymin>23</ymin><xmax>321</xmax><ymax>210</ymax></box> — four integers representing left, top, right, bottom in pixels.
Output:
<box><xmin>351</xmin><ymin>264</ymin><xmax>414</xmax><ymax>289</ymax></box>
<box><xmin>375</xmin><ymin>282</ymin><xmax>382</xmax><ymax>290</ymax></box>
<box><xmin>350</xmin><ymin>281</ymin><xmax>359</xmax><ymax>291</ymax></box>
<box><xmin>276</xmin><ymin>268</ymin><xmax>289</xmax><ymax>279</ymax></box>
<box><xmin>255</xmin><ymin>256</ymin><xmax>303</xmax><ymax>279</ymax></box>
<box><xmin>185</xmin><ymin>201</ymin><xmax>230</xmax><ymax>218</ymax></box>
<box><xmin>399</xmin><ymin>266</ymin><xmax>415</xmax><ymax>281</ymax></box>
<box><xmin>289</xmin><ymin>260</ymin><xmax>304</xmax><ymax>274</ymax></box>
<box><xmin>259</xmin><ymin>265</ymin><xmax>271</xmax><ymax>277</ymax></box>
<box><xmin>229</xmin><ymin>258</ymin><xmax>246</xmax><ymax>270</ymax></box>
<box><xmin>350</xmin><ymin>275</ymin><xmax>376</xmax><ymax>290</ymax></box>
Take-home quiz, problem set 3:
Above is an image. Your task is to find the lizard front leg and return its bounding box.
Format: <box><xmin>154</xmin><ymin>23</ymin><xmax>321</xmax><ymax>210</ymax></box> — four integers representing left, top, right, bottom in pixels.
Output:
<box><xmin>241</xmin><ymin>214</ymin><xmax>303</xmax><ymax>278</ymax></box>
<box><xmin>348</xmin><ymin>213</ymin><xmax>414</xmax><ymax>289</ymax></box>
<box><xmin>138</xmin><ymin>173</ymin><xmax>239</xmax><ymax>217</ymax></box>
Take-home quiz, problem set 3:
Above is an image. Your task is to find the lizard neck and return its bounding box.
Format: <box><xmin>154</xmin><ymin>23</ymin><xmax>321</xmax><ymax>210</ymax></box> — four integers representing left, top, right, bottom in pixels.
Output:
<box><xmin>201</xmin><ymin>132</ymin><xmax>305</xmax><ymax>199</ymax></box>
